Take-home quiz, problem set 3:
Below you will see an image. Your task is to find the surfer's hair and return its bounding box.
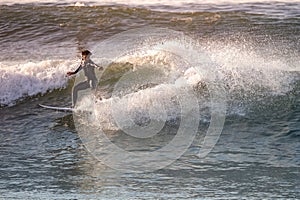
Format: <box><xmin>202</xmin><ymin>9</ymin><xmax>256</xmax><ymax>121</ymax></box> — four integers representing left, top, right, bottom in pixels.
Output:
<box><xmin>82</xmin><ymin>50</ymin><xmax>91</xmax><ymax>56</ymax></box>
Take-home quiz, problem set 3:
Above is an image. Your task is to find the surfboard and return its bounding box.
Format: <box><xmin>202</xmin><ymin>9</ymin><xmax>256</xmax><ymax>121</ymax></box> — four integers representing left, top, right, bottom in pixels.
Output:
<box><xmin>39</xmin><ymin>104</ymin><xmax>74</xmax><ymax>112</ymax></box>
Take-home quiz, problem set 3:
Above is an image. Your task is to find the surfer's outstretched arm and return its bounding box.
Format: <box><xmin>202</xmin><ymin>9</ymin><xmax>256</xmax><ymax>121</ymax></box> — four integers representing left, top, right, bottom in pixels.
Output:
<box><xmin>67</xmin><ymin>65</ymin><xmax>82</xmax><ymax>76</ymax></box>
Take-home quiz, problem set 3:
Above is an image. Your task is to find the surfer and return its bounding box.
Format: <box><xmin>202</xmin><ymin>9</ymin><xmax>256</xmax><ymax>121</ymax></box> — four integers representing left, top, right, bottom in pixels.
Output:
<box><xmin>67</xmin><ymin>50</ymin><xmax>103</xmax><ymax>106</ymax></box>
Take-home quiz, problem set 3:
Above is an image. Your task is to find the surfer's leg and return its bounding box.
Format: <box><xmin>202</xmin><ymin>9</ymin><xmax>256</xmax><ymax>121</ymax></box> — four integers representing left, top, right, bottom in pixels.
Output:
<box><xmin>90</xmin><ymin>79</ymin><xmax>102</xmax><ymax>101</ymax></box>
<box><xmin>89</xmin><ymin>78</ymin><xmax>98</xmax><ymax>90</ymax></box>
<box><xmin>72</xmin><ymin>81</ymin><xmax>90</xmax><ymax>106</ymax></box>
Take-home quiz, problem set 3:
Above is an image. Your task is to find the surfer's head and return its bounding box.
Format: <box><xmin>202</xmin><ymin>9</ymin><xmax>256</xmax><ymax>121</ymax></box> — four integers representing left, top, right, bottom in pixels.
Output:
<box><xmin>82</xmin><ymin>50</ymin><xmax>91</xmax><ymax>56</ymax></box>
<box><xmin>81</xmin><ymin>50</ymin><xmax>91</xmax><ymax>60</ymax></box>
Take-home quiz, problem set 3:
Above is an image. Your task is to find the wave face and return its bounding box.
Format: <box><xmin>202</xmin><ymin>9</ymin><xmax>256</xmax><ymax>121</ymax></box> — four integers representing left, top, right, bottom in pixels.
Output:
<box><xmin>71</xmin><ymin>27</ymin><xmax>299</xmax><ymax>128</ymax></box>
<box><xmin>0</xmin><ymin>1</ymin><xmax>299</xmax><ymax>107</ymax></box>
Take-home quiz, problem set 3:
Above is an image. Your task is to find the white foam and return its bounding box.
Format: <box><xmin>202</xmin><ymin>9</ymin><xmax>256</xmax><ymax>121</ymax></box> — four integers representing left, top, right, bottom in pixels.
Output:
<box><xmin>0</xmin><ymin>60</ymin><xmax>76</xmax><ymax>106</ymax></box>
<box><xmin>74</xmin><ymin>1</ymin><xmax>86</xmax><ymax>6</ymax></box>
<box><xmin>75</xmin><ymin>79</ymin><xmax>199</xmax><ymax>131</ymax></box>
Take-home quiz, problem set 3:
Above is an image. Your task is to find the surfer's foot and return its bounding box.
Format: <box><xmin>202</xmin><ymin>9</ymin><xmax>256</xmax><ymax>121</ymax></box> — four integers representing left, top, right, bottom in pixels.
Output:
<box><xmin>96</xmin><ymin>94</ymin><xmax>102</xmax><ymax>101</ymax></box>
<box><xmin>94</xmin><ymin>93</ymin><xmax>102</xmax><ymax>101</ymax></box>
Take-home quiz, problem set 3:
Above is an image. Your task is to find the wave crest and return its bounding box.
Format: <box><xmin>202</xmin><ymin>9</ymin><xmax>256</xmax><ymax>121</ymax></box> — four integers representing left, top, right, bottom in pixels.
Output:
<box><xmin>0</xmin><ymin>60</ymin><xmax>74</xmax><ymax>106</ymax></box>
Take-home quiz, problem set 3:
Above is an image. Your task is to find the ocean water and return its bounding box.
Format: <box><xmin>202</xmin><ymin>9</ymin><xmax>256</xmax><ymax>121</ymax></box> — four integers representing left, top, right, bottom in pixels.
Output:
<box><xmin>0</xmin><ymin>0</ymin><xmax>299</xmax><ymax>199</ymax></box>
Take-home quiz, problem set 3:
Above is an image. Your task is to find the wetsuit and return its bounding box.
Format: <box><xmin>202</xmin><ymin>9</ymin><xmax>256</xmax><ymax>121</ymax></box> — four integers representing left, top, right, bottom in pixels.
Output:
<box><xmin>72</xmin><ymin>59</ymin><xmax>102</xmax><ymax>106</ymax></box>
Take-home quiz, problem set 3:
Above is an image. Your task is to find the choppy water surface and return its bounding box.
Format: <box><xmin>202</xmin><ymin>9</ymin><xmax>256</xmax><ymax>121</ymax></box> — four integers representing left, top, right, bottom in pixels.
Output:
<box><xmin>0</xmin><ymin>0</ymin><xmax>299</xmax><ymax>199</ymax></box>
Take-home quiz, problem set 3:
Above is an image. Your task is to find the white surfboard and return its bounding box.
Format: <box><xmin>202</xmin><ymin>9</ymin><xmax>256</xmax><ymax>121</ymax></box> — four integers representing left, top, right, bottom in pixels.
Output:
<box><xmin>39</xmin><ymin>104</ymin><xmax>74</xmax><ymax>112</ymax></box>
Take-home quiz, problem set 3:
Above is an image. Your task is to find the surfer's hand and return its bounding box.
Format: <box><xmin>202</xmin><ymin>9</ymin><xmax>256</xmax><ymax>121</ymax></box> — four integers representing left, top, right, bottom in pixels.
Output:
<box><xmin>66</xmin><ymin>72</ymin><xmax>74</xmax><ymax>76</ymax></box>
